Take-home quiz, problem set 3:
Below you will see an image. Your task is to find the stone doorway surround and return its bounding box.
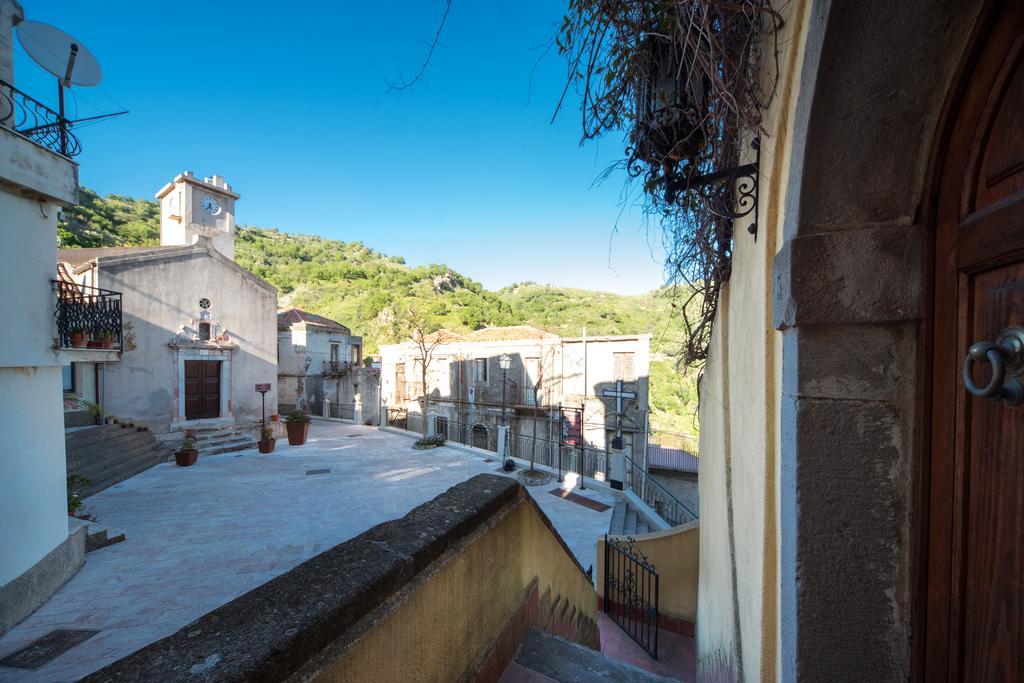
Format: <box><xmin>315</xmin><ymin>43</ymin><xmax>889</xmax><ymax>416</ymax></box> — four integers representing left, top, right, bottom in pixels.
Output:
<box><xmin>769</xmin><ymin>0</ymin><xmax>987</xmax><ymax>680</ymax></box>
<box><xmin>169</xmin><ymin>342</ymin><xmax>236</xmax><ymax>430</ymax></box>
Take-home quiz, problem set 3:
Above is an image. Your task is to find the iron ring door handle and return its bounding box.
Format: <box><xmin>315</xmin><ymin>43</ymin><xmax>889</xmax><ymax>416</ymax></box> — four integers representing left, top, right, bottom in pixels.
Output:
<box><xmin>962</xmin><ymin>326</ymin><xmax>1024</xmax><ymax>407</ymax></box>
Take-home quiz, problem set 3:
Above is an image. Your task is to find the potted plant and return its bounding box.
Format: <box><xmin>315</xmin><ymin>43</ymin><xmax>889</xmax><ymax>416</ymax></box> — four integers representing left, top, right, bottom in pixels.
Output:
<box><xmin>70</xmin><ymin>327</ymin><xmax>90</xmax><ymax>348</ymax></box>
<box><xmin>270</xmin><ymin>413</ymin><xmax>280</xmax><ymax>422</ymax></box>
<box><xmin>413</xmin><ymin>435</ymin><xmax>446</xmax><ymax>450</ymax></box>
<box><xmin>67</xmin><ymin>474</ymin><xmax>91</xmax><ymax>516</ymax></box>
<box><xmin>284</xmin><ymin>409</ymin><xmax>310</xmax><ymax>446</ymax></box>
<box><xmin>97</xmin><ymin>330</ymin><xmax>116</xmax><ymax>349</ymax></box>
<box><xmin>258</xmin><ymin>425</ymin><xmax>276</xmax><ymax>453</ymax></box>
<box><xmin>175</xmin><ymin>430</ymin><xmax>198</xmax><ymax>467</ymax></box>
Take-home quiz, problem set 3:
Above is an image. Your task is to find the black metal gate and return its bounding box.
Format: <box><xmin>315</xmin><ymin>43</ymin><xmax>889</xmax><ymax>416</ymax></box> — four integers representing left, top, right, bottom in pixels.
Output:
<box><xmin>603</xmin><ymin>535</ymin><xmax>659</xmax><ymax>659</ymax></box>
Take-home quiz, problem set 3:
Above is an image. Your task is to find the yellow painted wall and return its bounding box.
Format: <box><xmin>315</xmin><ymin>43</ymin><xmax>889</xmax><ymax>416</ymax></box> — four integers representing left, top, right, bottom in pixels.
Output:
<box><xmin>313</xmin><ymin>494</ymin><xmax>598</xmax><ymax>682</ymax></box>
<box><xmin>695</xmin><ymin>1</ymin><xmax>814</xmax><ymax>680</ymax></box>
<box><xmin>596</xmin><ymin>522</ymin><xmax>700</xmax><ymax>624</ymax></box>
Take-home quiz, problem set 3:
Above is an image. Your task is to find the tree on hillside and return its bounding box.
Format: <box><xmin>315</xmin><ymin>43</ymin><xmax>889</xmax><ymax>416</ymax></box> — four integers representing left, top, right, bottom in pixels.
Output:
<box><xmin>406</xmin><ymin>308</ymin><xmax>457</xmax><ymax>437</ymax></box>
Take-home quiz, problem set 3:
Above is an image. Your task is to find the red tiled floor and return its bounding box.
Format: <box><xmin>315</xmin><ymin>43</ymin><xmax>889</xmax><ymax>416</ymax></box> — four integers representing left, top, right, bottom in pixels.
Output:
<box><xmin>598</xmin><ymin>613</ymin><xmax>695</xmax><ymax>681</ymax></box>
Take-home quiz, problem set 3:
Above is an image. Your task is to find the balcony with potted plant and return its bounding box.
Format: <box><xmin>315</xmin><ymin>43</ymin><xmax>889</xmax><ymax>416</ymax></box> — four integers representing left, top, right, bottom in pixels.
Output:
<box><xmin>51</xmin><ymin>280</ymin><xmax>124</xmax><ymax>362</ymax></box>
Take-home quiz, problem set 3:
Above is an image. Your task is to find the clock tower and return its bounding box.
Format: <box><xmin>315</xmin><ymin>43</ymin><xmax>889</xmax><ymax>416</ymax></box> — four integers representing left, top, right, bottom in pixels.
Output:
<box><xmin>155</xmin><ymin>171</ymin><xmax>240</xmax><ymax>261</ymax></box>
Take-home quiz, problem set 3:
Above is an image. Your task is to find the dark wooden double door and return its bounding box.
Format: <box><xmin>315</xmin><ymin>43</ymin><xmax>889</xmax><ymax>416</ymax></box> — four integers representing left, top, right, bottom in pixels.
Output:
<box><xmin>926</xmin><ymin>2</ymin><xmax>1024</xmax><ymax>679</ymax></box>
<box><xmin>184</xmin><ymin>360</ymin><xmax>221</xmax><ymax>420</ymax></box>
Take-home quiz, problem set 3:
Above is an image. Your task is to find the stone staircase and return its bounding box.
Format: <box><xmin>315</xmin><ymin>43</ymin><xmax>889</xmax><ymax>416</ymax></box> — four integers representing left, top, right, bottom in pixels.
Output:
<box><xmin>501</xmin><ymin>629</ymin><xmax>671</xmax><ymax>682</ymax></box>
<box><xmin>189</xmin><ymin>426</ymin><xmax>257</xmax><ymax>456</ymax></box>
<box><xmin>609</xmin><ymin>501</ymin><xmax>652</xmax><ymax>536</ymax></box>
<box><xmin>66</xmin><ymin>425</ymin><xmax>165</xmax><ymax>498</ymax></box>
<box><xmin>69</xmin><ymin>517</ymin><xmax>126</xmax><ymax>553</ymax></box>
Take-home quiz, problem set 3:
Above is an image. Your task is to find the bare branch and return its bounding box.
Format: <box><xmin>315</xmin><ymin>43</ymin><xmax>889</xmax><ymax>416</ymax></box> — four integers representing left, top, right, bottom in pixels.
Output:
<box><xmin>387</xmin><ymin>0</ymin><xmax>454</xmax><ymax>92</ymax></box>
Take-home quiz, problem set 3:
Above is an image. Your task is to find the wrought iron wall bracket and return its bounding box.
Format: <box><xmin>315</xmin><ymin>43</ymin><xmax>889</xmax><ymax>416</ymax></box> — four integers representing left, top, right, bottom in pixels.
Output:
<box><xmin>665</xmin><ymin>136</ymin><xmax>761</xmax><ymax>240</ymax></box>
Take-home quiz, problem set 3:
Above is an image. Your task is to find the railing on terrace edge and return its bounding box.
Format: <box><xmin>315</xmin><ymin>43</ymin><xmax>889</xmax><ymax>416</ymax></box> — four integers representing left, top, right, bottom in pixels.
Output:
<box><xmin>1</xmin><ymin>79</ymin><xmax>81</xmax><ymax>157</ymax></box>
<box><xmin>624</xmin><ymin>453</ymin><xmax>698</xmax><ymax>527</ymax></box>
<box><xmin>506</xmin><ymin>430</ymin><xmax>606</xmax><ymax>482</ymax></box>
<box><xmin>323</xmin><ymin>402</ymin><xmax>356</xmax><ymax>421</ymax></box>
<box><xmin>385</xmin><ymin>408</ymin><xmax>423</xmax><ymax>435</ymax></box>
<box><xmin>321</xmin><ymin>360</ymin><xmax>352</xmax><ymax>376</ymax></box>
<box><xmin>52</xmin><ymin>280</ymin><xmax>123</xmax><ymax>350</ymax></box>
<box><xmin>604</xmin><ymin>535</ymin><xmax>659</xmax><ymax>659</ymax></box>
<box><xmin>435</xmin><ymin>418</ymin><xmax>500</xmax><ymax>453</ymax></box>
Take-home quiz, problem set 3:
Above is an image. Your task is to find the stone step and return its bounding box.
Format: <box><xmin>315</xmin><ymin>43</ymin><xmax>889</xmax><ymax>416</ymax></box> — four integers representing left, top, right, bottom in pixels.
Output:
<box><xmin>66</xmin><ymin>426</ymin><xmax>164</xmax><ymax>498</ymax></box>
<box><xmin>72</xmin><ymin>441</ymin><xmax>161</xmax><ymax>482</ymax></box>
<box><xmin>503</xmin><ymin>629</ymin><xmax>670</xmax><ymax>682</ymax></box>
<box><xmin>83</xmin><ymin>521</ymin><xmax>126</xmax><ymax>553</ymax></box>
<box><xmin>201</xmin><ymin>438</ymin><xmax>256</xmax><ymax>456</ymax></box>
<box><xmin>69</xmin><ymin>433</ymin><xmax>158</xmax><ymax>471</ymax></box>
<box><xmin>609</xmin><ymin>502</ymin><xmax>627</xmax><ymax>535</ymax></box>
<box><xmin>66</xmin><ymin>424</ymin><xmax>139</xmax><ymax>451</ymax></box>
<box><xmin>80</xmin><ymin>455</ymin><xmax>162</xmax><ymax>499</ymax></box>
<box><xmin>624</xmin><ymin>509</ymin><xmax>638</xmax><ymax>536</ymax></box>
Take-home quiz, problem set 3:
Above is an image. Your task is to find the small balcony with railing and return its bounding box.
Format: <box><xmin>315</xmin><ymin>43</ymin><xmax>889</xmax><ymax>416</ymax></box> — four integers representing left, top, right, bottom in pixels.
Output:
<box><xmin>1</xmin><ymin>78</ymin><xmax>82</xmax><ymax>159</ymax></box>
<box><xmin>52</xmin><ymin>280</ymin><xmax>124</xmax><ymax>361</ymax></box>
<box><xmin>321</xmin><ymin>359</ymin><xmax>352</xmax><ymax>377</ymax></box>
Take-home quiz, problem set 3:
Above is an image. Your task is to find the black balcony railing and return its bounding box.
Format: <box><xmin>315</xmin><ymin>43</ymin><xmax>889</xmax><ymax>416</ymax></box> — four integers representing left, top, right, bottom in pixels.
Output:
<box><xmin>1</xmin><ymin>79</ymin><xmax>81</xmax><ymax>158</ymax></box>
<box><xmin>52</xmin><ymin>280</ymin><xmax>123</xmax><ymax>350</ymax></box>
<box><xmin>321</xmin><ymin>360</ymin><xmax>352</xmax><ymax>376</ymax></box>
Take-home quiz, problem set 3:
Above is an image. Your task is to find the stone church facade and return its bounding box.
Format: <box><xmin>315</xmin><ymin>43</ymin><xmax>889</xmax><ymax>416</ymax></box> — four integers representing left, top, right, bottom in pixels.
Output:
<box><xmin>58</xmin><ymin>173</ymin><xmax>277</xmax><ymax>433</ymax></box>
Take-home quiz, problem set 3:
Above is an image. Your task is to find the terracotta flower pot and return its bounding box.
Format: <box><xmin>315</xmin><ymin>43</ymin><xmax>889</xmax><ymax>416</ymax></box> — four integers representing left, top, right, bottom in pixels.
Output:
<box><xmin>270</xmin><ymin>414</ymin><xmax>280</xmax><ymax>422</ymax></box>
<box><xmin>175</xmin><ymin>449</ymin><xmax>198</xmax><ymax>467</ymax></box>
<box><xmin>70</xmin><ymin>332</ymin><xmax>89</xmax><ymax>348</ymax></box>
<box><xmin>258</xmin><ymin>439</ymin><xmax>276</xmax><ymax>454</ymax></box>
<box><xmin>87</xmin><ymin>340</ymin><xmax>104</xmax><ymax>349</ymax></box>
<box><xmin>285</xmin><ymin>421</ymin><xmax>309</xmax><ymax>446</ymax></box>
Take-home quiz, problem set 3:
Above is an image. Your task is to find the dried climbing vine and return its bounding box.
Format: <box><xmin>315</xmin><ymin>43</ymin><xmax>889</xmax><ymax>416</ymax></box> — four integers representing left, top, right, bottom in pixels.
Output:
<box><xmin>557</xmin><ymin>0</ymin><xmax>782</xmax><ymax>364</ymax></box>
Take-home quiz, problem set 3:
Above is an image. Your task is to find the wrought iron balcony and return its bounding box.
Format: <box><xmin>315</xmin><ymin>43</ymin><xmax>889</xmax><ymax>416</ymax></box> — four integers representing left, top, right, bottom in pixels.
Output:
<box><xmin>0</xmin><ymin>79</ymin><xmax>81</xmax><ymax>158</ymax></box>
<box><xmin>52</xmin><ymin>280</ymin><xmax>123</xmax><ymax>350</ymax></box>
<box><xmin>321</xmin><ymin>360</ymin><xmax>352</xmax><ymax>376</ymax></box>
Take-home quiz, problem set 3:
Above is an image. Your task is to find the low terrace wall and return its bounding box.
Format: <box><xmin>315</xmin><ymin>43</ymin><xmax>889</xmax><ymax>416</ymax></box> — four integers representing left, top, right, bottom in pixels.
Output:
<box><xmin>84</xmin><ymin>474</ymin><xmax>599</xmax><ymax>682</ymax></box>
<box><xmin>596</xmin><ymin>521</ymin><xmax>700</xmax><ymax>634</ymax></box>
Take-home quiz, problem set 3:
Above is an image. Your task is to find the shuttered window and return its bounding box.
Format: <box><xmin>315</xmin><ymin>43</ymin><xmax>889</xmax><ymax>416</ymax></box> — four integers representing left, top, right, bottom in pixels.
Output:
<box><xmin>613</xmin><ymin>352</ymin><xmax>636</xmax><ymax>382</ymax></box>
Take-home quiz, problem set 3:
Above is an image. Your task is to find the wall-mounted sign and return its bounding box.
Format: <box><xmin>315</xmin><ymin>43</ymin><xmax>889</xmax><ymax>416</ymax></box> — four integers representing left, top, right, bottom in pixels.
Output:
<box><xmin>255</xmin><ymin>383</ymin><xmax>271</xmax><ymax>393</ymax></box>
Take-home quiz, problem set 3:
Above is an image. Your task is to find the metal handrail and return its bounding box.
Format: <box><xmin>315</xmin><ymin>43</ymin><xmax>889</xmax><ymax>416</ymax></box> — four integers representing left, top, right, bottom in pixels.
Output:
<box><xmin>51</xmin><ymin>280</ymin><xmax>123</xmax><ymax>349</ymax></box>
<box><xmin>1</xmin><ymin>78</ymin><xmax>81</xmax><ymax>157</ymax></box>
<box><xmin>623</xmin><ymin>452</ymin><xmax>698</xmax><ymax>526</ymax></box>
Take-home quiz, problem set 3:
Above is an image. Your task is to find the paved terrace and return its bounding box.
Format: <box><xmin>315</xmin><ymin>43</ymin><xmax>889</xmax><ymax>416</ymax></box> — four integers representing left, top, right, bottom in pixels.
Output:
<box><xmin>0</xmin><ymin>421</ymin><xmax>616</xmax><ymax>682</ymax></box>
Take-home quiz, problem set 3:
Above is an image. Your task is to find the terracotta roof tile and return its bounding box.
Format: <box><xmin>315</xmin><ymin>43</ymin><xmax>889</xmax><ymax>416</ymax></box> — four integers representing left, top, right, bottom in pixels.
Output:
<box><xmin>277</xmin><ymin>308</ymin><xmax>350</xmax><ymax>333</ymax></box>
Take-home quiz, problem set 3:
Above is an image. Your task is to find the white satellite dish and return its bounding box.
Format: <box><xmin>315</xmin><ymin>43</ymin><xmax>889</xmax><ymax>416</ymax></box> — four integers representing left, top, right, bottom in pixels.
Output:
<box><xmin>16</xmin><ymin>21</ymin><xmax>102</xmax><ymax>87</ymax></box>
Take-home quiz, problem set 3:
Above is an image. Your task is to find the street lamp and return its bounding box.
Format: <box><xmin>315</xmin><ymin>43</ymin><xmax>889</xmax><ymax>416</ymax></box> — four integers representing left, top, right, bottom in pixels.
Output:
<box><xmin>499</xmin><ymin>354</ymin><xmax>511</xmax><ymax>426</ymax></box>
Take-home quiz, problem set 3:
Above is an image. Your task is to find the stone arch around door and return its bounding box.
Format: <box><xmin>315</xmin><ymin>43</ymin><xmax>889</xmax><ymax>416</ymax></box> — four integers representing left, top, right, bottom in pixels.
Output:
<box><xmin>172</xmin><ymin>345</ymin><xmax>235</xmax><ymax>429</ymax></box>
<box><xmin>770</xmin><ymin>0</ymin><xmax>987</xmax><ymax>680</ymax></box>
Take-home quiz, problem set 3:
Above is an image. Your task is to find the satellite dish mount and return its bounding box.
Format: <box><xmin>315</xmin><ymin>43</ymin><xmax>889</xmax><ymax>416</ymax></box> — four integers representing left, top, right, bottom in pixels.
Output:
<box><xmin>14</xmin><ymin>20</ymin><xmax>126</xmax><ymax>156</ymax></box>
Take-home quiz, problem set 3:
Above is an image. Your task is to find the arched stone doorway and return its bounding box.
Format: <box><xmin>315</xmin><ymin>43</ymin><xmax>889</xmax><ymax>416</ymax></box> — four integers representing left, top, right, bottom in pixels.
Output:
<box><xmin>771</xmin><ymin>0</ymin><xmax>988</xmax><ymax>679</ymax></box>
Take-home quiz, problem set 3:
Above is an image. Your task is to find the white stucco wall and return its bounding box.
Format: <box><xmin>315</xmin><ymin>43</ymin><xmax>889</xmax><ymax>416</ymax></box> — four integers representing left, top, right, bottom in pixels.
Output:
<box><xmin>0</xmin><ymin>188</ymin><xmax>61</xmax><ymax>368</ymax></box>
<box><xmin>94</xmin><ymin>246</ymin><xmax>277</xmax><ymax>430</ymax></box>
<box><xmin>695</xmin><ymin>1</ymin><xmax>811</xmax><ymax>679</ymax></box>
<box><xmin>0</xmin><ymin>366</ymin><xmax>68</xmax><ymax>585</ymax></box>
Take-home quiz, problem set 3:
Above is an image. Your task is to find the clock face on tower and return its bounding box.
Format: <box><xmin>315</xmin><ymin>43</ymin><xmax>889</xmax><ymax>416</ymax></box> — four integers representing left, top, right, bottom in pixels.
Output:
<box><xmin>200</xmin><ymin>194</ymin><xmax>222</xmax><ymax>216</ymax></box>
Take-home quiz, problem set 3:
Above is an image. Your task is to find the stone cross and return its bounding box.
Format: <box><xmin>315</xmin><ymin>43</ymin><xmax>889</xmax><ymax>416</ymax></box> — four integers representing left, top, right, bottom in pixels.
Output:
<box><xmin>601</xmin><ymin>380</ymin><xmax>636</xmax><ymax>445</ymax></box>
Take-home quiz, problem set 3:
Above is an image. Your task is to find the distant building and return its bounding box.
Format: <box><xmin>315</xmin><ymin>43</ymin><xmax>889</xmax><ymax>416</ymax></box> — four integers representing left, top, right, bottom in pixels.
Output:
<box><xmin>277</xmin><ymin>308</ymin><xmax>378</xmax><ymax>423</ymax></box>
<box><xmin>379</xmin><ymin>326</ymin><xmax>650</xmax><ymax>480</ymax></box>
<box><xmin>57</xmin><ymin>172</ymin><xmax>278</xmax><ymax>432</ymax></box>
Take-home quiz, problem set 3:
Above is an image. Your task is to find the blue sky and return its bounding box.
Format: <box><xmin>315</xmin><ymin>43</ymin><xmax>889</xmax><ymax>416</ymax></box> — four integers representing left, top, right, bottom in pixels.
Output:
<box><xmin>15</xmin><ymin>2</ymin><xmax>666</xmax><ymax>294</ymax></box>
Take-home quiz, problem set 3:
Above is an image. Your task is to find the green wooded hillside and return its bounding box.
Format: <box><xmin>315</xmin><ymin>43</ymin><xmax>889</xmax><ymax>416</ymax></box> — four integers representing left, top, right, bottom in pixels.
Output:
<box><xmin>58</xmin><ymin>189</ymin><xmax>699</xmax><ymax>437</ymax></box>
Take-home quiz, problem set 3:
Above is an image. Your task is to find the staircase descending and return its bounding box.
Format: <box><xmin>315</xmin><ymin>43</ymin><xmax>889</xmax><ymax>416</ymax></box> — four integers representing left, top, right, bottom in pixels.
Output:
<box><xmin>66</xmin><ymin>425</ymin><xmax>166</xmax><ymax>498</ymax></box>
<box><xmin>609</xmin><ymin>501</ymin><xmax>652</xmax><ymax>536</ymax></box>
<box><xmin>501</xmin><ymin>629</ymin><xmax>671</xmax><ymax>682</ymax></box>
<box><xmin>189</xmin><ymin>426</ymin><xmax>257</xmax><ymax>456</ymax></box>
<box><xmin>69</xmin><ymin>516</ymin><xmax>126</xmax><ymax>553</ymax></box>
